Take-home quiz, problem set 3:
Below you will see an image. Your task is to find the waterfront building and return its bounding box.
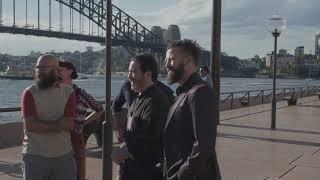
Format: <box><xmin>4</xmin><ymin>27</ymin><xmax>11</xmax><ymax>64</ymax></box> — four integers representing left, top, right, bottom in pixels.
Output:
<box><xmin>279</xmin><ymin>49</ymin><xmax>288</xmax><ymax>57</ymax></box>
<box><xmin>315</xmin><ymin>33</ymin><xmax>320</xmax><ymax>57</ymax></box>
<box><xmin>294</xmin><ymin>46</ymin><xmax>304</xmax><ymax>57</ymax></box>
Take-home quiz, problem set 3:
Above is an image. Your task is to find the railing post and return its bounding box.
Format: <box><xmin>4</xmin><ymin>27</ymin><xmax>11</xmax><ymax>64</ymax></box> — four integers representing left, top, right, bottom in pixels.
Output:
<box><xmin>262</xmin><ymin>90</ymin><xmax>264</xmax><ymax>104</ymax></box>
<box><xmin>247</xmin><ymin>92</ymin><xmax>250</xmax><ymax>105</ymax></box>
<box><xmin>301</xmin><ymin>87</ymin><xmax>303</xmax><ymax>98</ymax></box>
<box><xmin>308</xmin><ymin>87</ymin><xmax>310</xmax><ymax>96</ymax></box>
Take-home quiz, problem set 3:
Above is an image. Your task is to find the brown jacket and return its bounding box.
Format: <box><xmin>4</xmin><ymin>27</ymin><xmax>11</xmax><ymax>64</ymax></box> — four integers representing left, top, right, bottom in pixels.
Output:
<box><xmin>164</xmin><ymin>73</ymin><xmax>221</xmax><ymax>180</ymax></box>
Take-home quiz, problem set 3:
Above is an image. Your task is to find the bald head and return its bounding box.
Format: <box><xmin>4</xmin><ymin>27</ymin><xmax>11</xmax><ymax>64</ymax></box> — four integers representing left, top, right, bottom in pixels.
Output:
<box><xmin>35</xmin><ymin>54</ymin><xmax>60</xmax><ymax>89</ymax></box>
<box><xmin>36</xmin><ymin>54</ymin><xmax>59</xmax><ymax>67</ymax></box>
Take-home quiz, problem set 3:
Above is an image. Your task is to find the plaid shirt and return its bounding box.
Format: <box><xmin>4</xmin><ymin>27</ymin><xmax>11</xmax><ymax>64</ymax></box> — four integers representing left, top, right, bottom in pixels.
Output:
<box><xmin>73</xmin><ymin>84</ymin><xmax>103</xmax><ymax>134</ymax></box>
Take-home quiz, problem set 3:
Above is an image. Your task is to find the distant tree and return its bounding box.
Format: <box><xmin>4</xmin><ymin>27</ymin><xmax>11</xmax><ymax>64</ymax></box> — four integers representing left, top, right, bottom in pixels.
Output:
<box><xmin>251</xmin><ymin>54</ymin><xmax>265</xmax><ymax>69</ymax></box>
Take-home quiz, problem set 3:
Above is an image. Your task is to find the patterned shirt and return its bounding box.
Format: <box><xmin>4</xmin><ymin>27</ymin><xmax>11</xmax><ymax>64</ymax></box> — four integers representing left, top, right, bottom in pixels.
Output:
<box><xmin>73</xmin><ymin>84</ymin><xmax>104</xmax><ymax>134</ymax></box>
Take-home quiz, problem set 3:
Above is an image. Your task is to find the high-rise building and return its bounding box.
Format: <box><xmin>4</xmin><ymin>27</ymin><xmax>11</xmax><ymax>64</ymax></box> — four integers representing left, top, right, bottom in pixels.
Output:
<box><xmin>166</xmin><ymin>25</ymin><xmax>181</xmax><ymax>42</ymax></box>
<box><xmin>294</xmin><ymin>46</ymin><xmax>304</xmax><ymax>57</ymax></box>
<box><xmin>265</xmin><ymin>53</ymin><xmax>295</xmax><ymax>68</ymax></box>
<box><xmin>279</xmin><ymin>49</ymin><xmax>288</xmax><ymax>56</ymax></box>
<box><xmin>315</xmin><ymin>33</ymin><xmax>320</xmax><ymax>56</ymax></box>
<box><xmin>162</xmin><ymin>29</ymin><xmax>168</xmax><ymax>43</ymax></box>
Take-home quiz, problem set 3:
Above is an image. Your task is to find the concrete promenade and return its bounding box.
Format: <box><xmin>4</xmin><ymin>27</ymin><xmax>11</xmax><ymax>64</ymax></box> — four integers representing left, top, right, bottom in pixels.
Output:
<box><xmin>1</xmin><ymin>96</ymin><xmax>320</xmax><ymax>179</ymax></box>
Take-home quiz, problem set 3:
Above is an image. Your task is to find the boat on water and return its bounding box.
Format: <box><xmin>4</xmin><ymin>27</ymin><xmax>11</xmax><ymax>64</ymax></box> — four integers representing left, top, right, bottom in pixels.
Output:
<box><xmin>0</xmin><ymin>66</ymin><xmax>34</xmax><ymax>80</ymax></box>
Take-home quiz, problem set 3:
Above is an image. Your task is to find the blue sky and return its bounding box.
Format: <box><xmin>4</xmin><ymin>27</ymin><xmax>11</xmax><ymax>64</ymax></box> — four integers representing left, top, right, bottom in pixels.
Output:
<box><xmin>1</xmin><ymin>0</ymin><xmax>320</xmax><ymax>59</ymax></box>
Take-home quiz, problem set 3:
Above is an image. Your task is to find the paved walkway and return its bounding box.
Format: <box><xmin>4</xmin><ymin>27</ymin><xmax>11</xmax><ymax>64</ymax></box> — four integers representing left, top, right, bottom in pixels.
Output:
<box><xmin>1</xmin><ymin>96</ymin><xmax>320</xmax><ymax>180</ymax></box>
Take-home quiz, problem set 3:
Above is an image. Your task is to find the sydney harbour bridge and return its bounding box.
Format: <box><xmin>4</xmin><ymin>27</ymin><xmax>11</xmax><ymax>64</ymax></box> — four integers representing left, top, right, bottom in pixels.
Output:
<box><xmin>0</xmin><ymin>0</ymin><xmax>167</xmax><ymax>56</ymax></box>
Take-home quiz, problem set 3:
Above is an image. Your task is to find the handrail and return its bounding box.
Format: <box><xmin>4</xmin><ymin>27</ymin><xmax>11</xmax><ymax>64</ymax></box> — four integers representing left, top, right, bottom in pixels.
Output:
<box><xmin>221</xmin><ymin>88</ymin><xmax>274</xmax><ymax>95</ymax></box>
<box><xmin>221</xmin><ymin>86</ymin><xmax>320</xmax><ymax>110</ymax></box>
<box><xmin>222</xmin><ymin>93</ymin><xmax>233</xmax><ymax>103</ymax></box>
<box><xmin>285</xmin><ymin>88</ymin><xmax>295</xmax><ymax>97</ymax></box>
<box><xmin>1</xmin><ymin>86</ymin><xmax>320</xmax><ymax>113</ymax></box>
<box><xmin>0</xmin><ymin>107</ymin><xmax>21</xmax><ymax>113</ymax></box>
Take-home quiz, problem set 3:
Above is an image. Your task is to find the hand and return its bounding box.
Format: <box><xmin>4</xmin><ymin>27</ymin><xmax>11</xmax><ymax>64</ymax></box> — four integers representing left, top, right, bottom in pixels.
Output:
<box><xmin>111</xmin><ymin>143</ymin><xmax>134</xmax><ymax>165</ymax></box>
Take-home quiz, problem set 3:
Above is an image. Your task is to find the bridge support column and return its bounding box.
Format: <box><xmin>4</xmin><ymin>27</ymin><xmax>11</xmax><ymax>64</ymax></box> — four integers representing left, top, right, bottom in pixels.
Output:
<box><xmin>0</xmin><ymin>0</ymin><xmax>2</xmax><ymax>25</ymax></box>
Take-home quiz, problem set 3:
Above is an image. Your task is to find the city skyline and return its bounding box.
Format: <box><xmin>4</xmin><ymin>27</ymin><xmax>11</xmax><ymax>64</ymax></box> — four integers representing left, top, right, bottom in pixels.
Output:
<box><xmin>0</xmin><ymin>0</ymin><xmax>320</xmax><ymax>59</ymax></box>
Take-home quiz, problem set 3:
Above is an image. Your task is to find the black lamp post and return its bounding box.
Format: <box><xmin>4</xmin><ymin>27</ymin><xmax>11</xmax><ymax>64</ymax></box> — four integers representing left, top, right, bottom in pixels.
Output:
<box><xmin>266</xmin><ymin>14</ymin><xmax>286</xmax><ymax>129</ymax></box>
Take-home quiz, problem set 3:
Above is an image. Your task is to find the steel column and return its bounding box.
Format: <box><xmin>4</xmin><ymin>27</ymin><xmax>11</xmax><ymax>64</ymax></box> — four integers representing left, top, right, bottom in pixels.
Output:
<box><xmin>49</xmin><ymin>0</ymin><xmax>52</xmax><ymax>29</ymax></box>
<box><xmin>60</xmin><ymin>2</ymin><xmax>63</xmax><ymax>31</ymax></box>
<box><xmin>211</xmin><ymin>0</ymin><xmax>222</xmax><ymax>125</ymax></box>
<box><xmin>102</xmin><ymin>0</ymin><xmax>113</xmax><ymax>180</ymax></box>
<box><xmin>271</xmin><ymin>30</ymin><xmax>280</xmax><ymax>129</ymax></box>
<box><xmin>0</xmin><ymin>0</ymin><xmax>2</xmax><ymax>25</ymax></box>
<box><xmin>38</xmin><ymin>0</ymin><xmax>40</xmax><ymax>29</ymax></box>
<box><xmin>25</xmin><ymin>0</ymin><xmax>28</xmax><ymax>27</ymax></box>
<box><xmin>13</xmin><ymin>0</ymin><xmax>16</xmax><ymax>26</ymax></box>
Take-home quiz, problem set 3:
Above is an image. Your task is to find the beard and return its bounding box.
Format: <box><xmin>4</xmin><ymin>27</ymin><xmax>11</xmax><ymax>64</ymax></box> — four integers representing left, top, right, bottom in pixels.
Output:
<box><xmin>35</xmin><ymin>70</ymin><xmax>58</xmax><ymax>90</ymax></box>
<box><xmin>166</xmin><ymin>63</ymin><xmax>185</xmax><ymax>85</ymax></box>
<box><xmin>130</xmin><ymin>78</ymin><xmax>145</xmax><ymax>93</ymax></box>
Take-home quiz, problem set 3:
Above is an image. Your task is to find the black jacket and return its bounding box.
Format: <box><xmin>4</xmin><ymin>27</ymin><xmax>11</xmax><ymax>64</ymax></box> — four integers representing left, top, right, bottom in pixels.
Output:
<box><xmin>126</xmin><ymin>84</ymin><xmax>170</xmax><ymax>163</ymax></box>
<box><xmin>112</xmin><ymin>80</ymin><xmax>136</xmax><ymax>112</ymax></box>
<box><xmin>164</xmin><ymin>73</ymin><xmax>221</xmax><ymax>180</ymax></box>
<box><xmin>112</xmin><ymin>80</ymin><xmax>175</xmax><ymax>113</ymax></box>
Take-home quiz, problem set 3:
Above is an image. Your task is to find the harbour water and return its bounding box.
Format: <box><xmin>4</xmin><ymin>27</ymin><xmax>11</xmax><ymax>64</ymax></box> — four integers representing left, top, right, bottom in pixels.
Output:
<box><xmin>1</xmin><ymin>74</ymin><xmax>320</xmax><ymax>123</ymax></box>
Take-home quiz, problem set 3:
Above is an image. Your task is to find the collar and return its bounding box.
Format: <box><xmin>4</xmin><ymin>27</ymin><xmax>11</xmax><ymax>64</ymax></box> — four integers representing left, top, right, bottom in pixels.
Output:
<box><xmin>176</xmin><ymin>73</ymin><xmax>202</xmax><ymax>95</ymax></box>
<box><xmin>137</xmin><ymin>84</ymin><xmax>156</xmax><ymax>99</ymax></box>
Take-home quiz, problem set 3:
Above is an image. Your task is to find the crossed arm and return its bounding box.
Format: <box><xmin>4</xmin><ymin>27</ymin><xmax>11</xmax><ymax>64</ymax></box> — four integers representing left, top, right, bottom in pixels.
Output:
<box><xmin>21</xmin><ymin>90</ymin><xmax>76</xmax><ymax>133</ymax></box>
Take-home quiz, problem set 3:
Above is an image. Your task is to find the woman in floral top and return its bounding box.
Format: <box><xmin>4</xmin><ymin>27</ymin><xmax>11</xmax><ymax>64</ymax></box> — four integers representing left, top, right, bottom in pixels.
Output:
<box><xmin>59</xmin><ymin>61</ymin><xmax>104</xmax><ymax>180</ymax></box>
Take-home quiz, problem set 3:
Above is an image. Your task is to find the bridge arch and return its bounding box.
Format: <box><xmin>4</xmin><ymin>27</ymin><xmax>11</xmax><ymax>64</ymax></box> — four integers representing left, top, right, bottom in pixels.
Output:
<box><xmin>0</xmin><ymin>0</ymin><xmax>165</xmax><ymax>53</ymax></box>
<box><xmin>54</xmin><ymin>0</ymin><xmax>163</xmax><ymax>51</ymax></box>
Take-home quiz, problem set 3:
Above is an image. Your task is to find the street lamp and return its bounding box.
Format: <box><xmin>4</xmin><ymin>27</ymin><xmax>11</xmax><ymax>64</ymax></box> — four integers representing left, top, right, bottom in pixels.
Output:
<box><xmin>266</xmin><ymin>13</ymin><xmax>286</xmax><ymax>129</ymax></box>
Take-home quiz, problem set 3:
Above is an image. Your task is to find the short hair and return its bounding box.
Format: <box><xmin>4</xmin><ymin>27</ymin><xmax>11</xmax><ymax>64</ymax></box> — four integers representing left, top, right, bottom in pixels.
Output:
<box><xmin>59</xmin><ymin>60</ymin><xmax>78</xmax><ymax>79</ymax></box>
<box><xmin>131</xmin><ymin>53</ymin><xmax>158</xmax><ymax>81</ymax></box>
<box><xmin>200</xmin><ymin>65</ymin><xmax>209</xmax><ymax>72</ymax></box>
<box><xmin>167</xmin><ymin>39</ymin><xmax>202</xmax><ymax>65</ymax></box>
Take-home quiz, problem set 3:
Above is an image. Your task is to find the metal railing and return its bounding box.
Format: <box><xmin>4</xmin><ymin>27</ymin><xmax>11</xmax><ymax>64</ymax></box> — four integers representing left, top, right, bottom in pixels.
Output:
<box><xmin>1</xmin><ymin>86</ymin><xmax>320</xmax><ymax>114</ymax></box>
<box><xmin>221</xmin><ymin>86</ymin><xmax>320</xmax><ymax>110</ymax></box>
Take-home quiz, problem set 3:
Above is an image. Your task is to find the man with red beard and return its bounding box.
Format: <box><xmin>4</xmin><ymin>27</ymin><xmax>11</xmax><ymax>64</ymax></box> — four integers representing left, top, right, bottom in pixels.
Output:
<box><xmin>163</xmin><ymin>39</ymin><xmax>221</xmax><ymax>180</ymax></box>
<box><xmin>21</xmin><ymin>54</ymin><xmax>76</xmax><ymax>180</ymax></box>
<box><xmin>111</xmin><ymin>53</ymin><xmax>170</xmax><ymax>180</ymax></box>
